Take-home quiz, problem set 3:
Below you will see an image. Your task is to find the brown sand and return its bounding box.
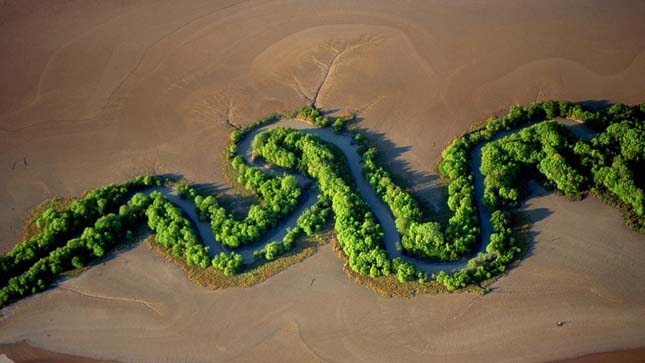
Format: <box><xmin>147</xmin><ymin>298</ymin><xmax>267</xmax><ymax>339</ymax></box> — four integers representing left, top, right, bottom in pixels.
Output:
<box><xmin>1</xmin><ymin>0</ymin><xmax>644</xmax><ymax>362</ymax></box>
<box><xmin>2</xmin><ymin>347</ymin><xmax>645</xmax><ymax>363</ymax></box>
<box><xmin>552</xmin><ymin>347</ymin><xmax>645</xmax><ymax>363</ymax></box>
<box><xmin>0</xmin><ymin>341</ymin><xmax>119</xmax><ymax>363</ymax></box>
<box><xmin>2</xmin><ymin>346</ymin><xmax>644</xmax><ymax>363</ymax></box>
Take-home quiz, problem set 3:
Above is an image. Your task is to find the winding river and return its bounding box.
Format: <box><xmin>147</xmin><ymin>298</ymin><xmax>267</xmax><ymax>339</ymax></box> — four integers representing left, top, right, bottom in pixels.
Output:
<box><xmin>156</xmin><ymin>117</ymin><xmax>595</xmax><ymax>276</ymax></box>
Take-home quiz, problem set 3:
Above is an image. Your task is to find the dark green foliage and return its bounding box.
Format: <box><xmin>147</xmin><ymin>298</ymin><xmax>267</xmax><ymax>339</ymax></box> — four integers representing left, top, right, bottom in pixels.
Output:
<box><xmin>179</xmin><ymin>157</ymin><xmax>302</xmax><ymax>249</ymax></box>
<box><xmin>438</xmin><ymin>139</ymin><xmax>480</xmax><ymax>255</ymax></box>
<box><xmin>575</xmin><ymin>119</ymin><xmax>645</xmax><ymax>230</ymax></box>
<box><xmin>436</xmin><ymin>102</ymin><xmax>645</xmax><ymax>290</ymax></box>
<box><xmin>254</xmin><ymin>127</ymin><xmax>392</xmax><ymax>277</ymax></box>
<box><xmin>145</xmin><ymin>191</ymin><xmax>211</xmax><ymax>268</ymax></box>
<box><xmin>0</xmin><ymin>175</ymin><xmax>161</xmax><ymax>285</ymax></box>
<box><xmin>360</xmin><ymin>125</ymin><xmax>479</xmax><ymax>261</ymax></box>
<box><xmin>0</xmin><ymin>191</ymin><xmax>154</xmax><ymax>307</ymax></box>
<box><xmin>332</xmin><ymin>114</ymin><xmax>354</xmax><ymax>133</ymax></box>
<box><xmin>2</xmin><ymin>101</ymin><xmax>644</xmax><ymax>306</ymax></box>
<box><xmin>391</xmin><ymin>257</ymin><xmax>416</xmax><ymax>282</ymax></box>
<box><xmin>212</xmin><ymin>252</ymin><xmax>243</xmax><ymax>275</ymax></box>
<box><xmin>297</xmin><ymin>105</ymin><xmax>331</xmax><ymax>127</ymax></box>
<box><xmin>252</xmin><ymin>196</ymin><xmax>333</xmax><ymax>262</ymax></box>
<box><xmin>594</xmin><ymin>160</ymin><xmax>644</xmax><ymax>216</ymax></box>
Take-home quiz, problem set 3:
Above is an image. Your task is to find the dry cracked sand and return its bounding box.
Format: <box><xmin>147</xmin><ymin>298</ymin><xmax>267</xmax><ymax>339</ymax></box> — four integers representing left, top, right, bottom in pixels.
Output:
<box><xmin>1</xmin><ymin>0</ymin><xmax>644</xmax><ymax>362</ymax></box>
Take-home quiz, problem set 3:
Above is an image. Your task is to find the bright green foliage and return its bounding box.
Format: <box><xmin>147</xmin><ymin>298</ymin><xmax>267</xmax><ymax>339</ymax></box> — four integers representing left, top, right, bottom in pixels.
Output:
<box><xmin>436</xmin><ymin>102</ymin><xmax>645</xmax><ymax>290</ymax></box>
<box><xmin>253</xmin><ymin>127</ymin><xmax>392</xmax><ymax>276</ymax></box>
<box><xmin>481</xmin><ymin>122</ymin><xmax>586</xmax><ymax>208</ymax></box>
<box><xmin>392</xmin><ymin>257</ymin><xmax>416</xmax><ymax>282</ymax></box>
<box><xmin>577</xmin><ymin>120</ymin><xmax>645</xmax><ymax>224</ymax></box>
<box><xmin>252</xmin><ymin>196</ymin><xmax>333</xmax><ymax>262</ymax></box>
<box><xmin>212</xmin><ymin>252</ymin><xmax>243</xmax><ymax>275</ymax></box>
<box><xmin>297</xmin><ymin>196</ymin><xmax>332</xmax><ymax>236</ymax></box>
<box><xmin>360</xmin><ymin>137</ymin><xmax>479</xmax><ymax>260</ymax></box>
<box><xmin>332</xmin><ymin>114</ymin><xmax>354</xmax><ymax>133</ymax></box>
<box><xmin>253</xmin><ymin>241</ymin><xmax>292</xmax><ymax>261</ymax></box>
<box><xmin>298</xmin><ymin>105</ymin><xmax>321</xmax><ymax>120</ymax></box>
<box><xmin>439</xmin><ymin>121</ymin><xmax>589</xmax><ymax>289</ymax></box>
<box><xmin>297</xmin><ymin>105</ymin><xmax>331</xmax><ymax>127</ymax></box>
<box><xmin>0</xmin><ymin>175</ymin><xmax>161</xmax><ymax>285</ymax></box>
<box><xmin>146</xmin><ymin>192</ymin><xmax>211</xmax><ymax>268</ymax></box>
<box><xmin>180</xmin><ymin>158</ymin><xmax>302</xmax><ymax>249</ymax></box>
<box><xmin>3</xmin><ymin>101</ymin><xmax>645</xmax><ymax>306</ymax></box>
<box><xmin>1</xmin><ymin>190</ymin><xmax>154</xmax><ymax>307</ymax></box>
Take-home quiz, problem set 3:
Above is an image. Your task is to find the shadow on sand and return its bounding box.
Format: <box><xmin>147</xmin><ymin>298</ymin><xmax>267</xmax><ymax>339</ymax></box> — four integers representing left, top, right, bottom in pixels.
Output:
<box><xmin>351</xmin><ymin>114</ymin><xmax>447</xmax><ymax>217</ymax></box>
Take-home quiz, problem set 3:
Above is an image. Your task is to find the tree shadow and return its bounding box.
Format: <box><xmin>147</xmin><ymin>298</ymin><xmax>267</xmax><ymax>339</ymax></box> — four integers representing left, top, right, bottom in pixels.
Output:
<box><xmin>565</xmin><ymin>122</ymin><xmax>595</xmax><ymax>140</ymax></box>
<box><xmin>191</xmin><ymin>182</ymin><xmax>230</xmax><ymax>196</ymax></box>
<box><xmin>524</xmin><ymin>207</ymin><xmax>552</xmax><ymax>224</ymax></box>
<box><xmin>159</xmin><ymin>172</ymin><xmax>184</xmax><ymax>182</ymax></box>
<box><xmin>352</xmin><ymin>115</ymin><xmax>447</xmax><ymax>218</ymax></box>
<box><xmin>578</xmin><ymin>99</ymin><xmax>611</xmax><ymax>111</ymax></box>
<box><xmin>320</xmin><ymin>107</ymin><xmax>340</xmax><ymax>116</ymax></box>
<box><xmin>191</xmin><ymin>182</ymin><xmax>257</xmax><ymax>218</ymax></box>
<box><xmin>55</xmin><ymin>228</ymin><xmax>153</xmax><ymax>287</ymax></box>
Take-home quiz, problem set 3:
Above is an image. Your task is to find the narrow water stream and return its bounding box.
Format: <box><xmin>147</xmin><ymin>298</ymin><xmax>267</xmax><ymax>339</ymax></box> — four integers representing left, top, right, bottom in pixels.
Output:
<box><xmin>159</xmin><ymin>118</ymin><xmax>595</xmax><ymax>274</ymax></box>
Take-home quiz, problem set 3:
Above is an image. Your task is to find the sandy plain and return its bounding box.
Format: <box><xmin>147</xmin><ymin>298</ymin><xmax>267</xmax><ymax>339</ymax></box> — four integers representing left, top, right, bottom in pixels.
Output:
<box><xmin>1</xmin><ymin>0</ymin><xmax>644</xmax><ymax>362</ymax></box>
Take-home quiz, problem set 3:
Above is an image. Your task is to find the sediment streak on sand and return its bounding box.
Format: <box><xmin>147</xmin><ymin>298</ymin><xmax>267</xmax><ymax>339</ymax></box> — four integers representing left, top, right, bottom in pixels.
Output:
<box><xmin>58</xmin><ymin>286</ymin><xmax>161</xmax><ymax>316</ymax></box>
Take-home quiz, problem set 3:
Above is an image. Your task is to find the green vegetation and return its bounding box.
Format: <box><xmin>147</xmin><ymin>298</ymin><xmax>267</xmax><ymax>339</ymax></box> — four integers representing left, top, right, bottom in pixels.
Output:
<box><xmin>2</xmin><ymin>101</ymin><xmax>644</xmax><ymax>307</ymax></box>
<box><xmin>360</xmin><ymin>135</ymin><xmax>478</xmax><ymax>260</ymax></box>
<box><xmin>480</xmin><ymin>122</ymin><xmax>585</xmax><ymax>209</ymax></box>
<box><xmin>253</xmin><ymin>127</ymin><xmax>392</xmax><ymax>276</ymax></box>
<box><xmin>434</xmin><ymin>102</ymin><xmax>645</xmax><ymax>290</ymax></box>
<box><xmin>434</xmin><ymin>121</ymin><xmax>586</xmax><ymax>291</ymax></box>
<box><xmin>0</xmin><ymin>187</ymin><xmax>155</xmax><ymax>306</ymax></box>
<box><xmin>145</xmin><ymin>191</ymin><xmax>211</xmax><ymax>268</ymax></box>
<box><xmin>575</xmin><ymin>118</ymin><xmax>645</xmax><ymax>232</ymax></box>
<box><xmin>352</xmin><ymin>101</ymin><xmax>644</xmax><ymax>290</ymax></box>
<box><xmin>295</xmin><ymin>104</ymin><xmax>354</xmax><ymax>132</ymax></box>
<box><xmin>178</xmin><ymin>163</ymin><xmax>301</xmax><ymax>249</ymax></box>
<box><xmin>212</xmin><ymin>252</ymin><xmax>244</xmax><ymax>275</ymax></box>
<box><xmin>252</xmin><ymin>195</ymin><xmax>332</xmax><ymax>262</ymax></box>
<box><xmin>0</xmin><ymin>175</ymin><xmax>161</xmax><ymax>287</ymax></box>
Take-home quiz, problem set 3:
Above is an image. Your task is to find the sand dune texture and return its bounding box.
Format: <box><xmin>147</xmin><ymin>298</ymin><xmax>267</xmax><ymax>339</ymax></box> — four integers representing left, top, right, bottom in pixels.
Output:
<box><xmin>1</xmin><ymin>0</ymin><xmax>644</xmax><ymax>362</ymax></box>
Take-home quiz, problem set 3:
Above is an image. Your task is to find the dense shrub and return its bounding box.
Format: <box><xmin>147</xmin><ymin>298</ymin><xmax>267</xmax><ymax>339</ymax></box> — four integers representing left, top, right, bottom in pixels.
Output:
<box><xmin>3</xmin><ymin>101</ymin><xmax>644</xmax><ymax>305</ymax></box>
<box><xmin>435</xmin><ymin>102</ymin><xmax>645</xmax><ymax>290</ymax></box>
<box><xmin>179</xmin><ymin>158</ymin><xmax>302</xmax><ymax>249</ymax></box>
<box><xmin>212</xmin><ymin>252</ymin><xmax>243</xmax><ymax>275</ymax></box>
<box><xmin>145</xmin><ymin>192</ymin><xmax>211</xmax><ymax>268</ymax></box>
<box><xmin>252</xmin><ymin>196</ymin><xmax>332</xmax><ymax>262</ymax></box>
<box><xmin>0</xmin><ymin>190</ymin><xmax>154</xmax><ymax>307</ymax></box>
<box><xmin>0</xmin><ymin>175</ymin><xmax>162</xmax><ymax>285</ymax></box>
<box><xmin>254</xmin><ymin>127</ymin><xmax>392</xmax><ymax>276</ymax></box>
